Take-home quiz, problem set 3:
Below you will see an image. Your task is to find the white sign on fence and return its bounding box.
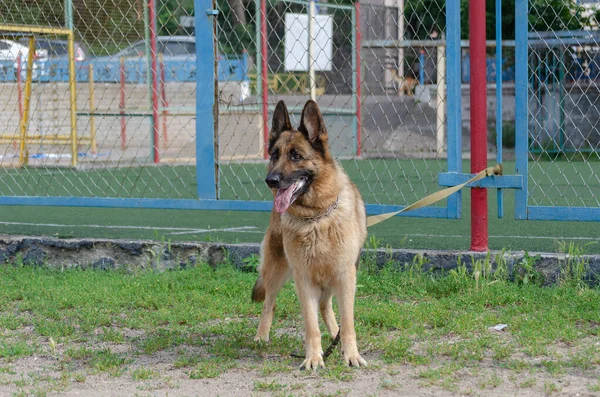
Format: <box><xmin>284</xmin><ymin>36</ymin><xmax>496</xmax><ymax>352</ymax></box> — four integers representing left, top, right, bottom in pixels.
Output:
<box><xmin>180</xmin><ymin>16</ymin><xmax>195</xmax><ymax>28</ymax></box>
<box><xmin>284</xmin><ymin>13</ymin><xmax>333</xmax><ymax>72</ymax></box>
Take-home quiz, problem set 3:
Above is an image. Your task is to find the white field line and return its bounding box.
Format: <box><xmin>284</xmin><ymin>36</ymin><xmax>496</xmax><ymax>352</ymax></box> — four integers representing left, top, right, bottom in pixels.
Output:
<box><xmin>0</xmin><ymin>221</ymin><xmax>261</xmax><ymax>234</ymax></box>
<box><xmin>0</xmin><ymin>221</ymin><xmax>597</xmax><ymax>241</ymax></box>
<box><xmin>167</xmin><ymin>227</ymin><xmax>262</xmax><ymax>235</ymax></box>
<box><xmin>405</xmin><ymin>233</ymin><xmax>599</xmax><ymax>241</ymax></box>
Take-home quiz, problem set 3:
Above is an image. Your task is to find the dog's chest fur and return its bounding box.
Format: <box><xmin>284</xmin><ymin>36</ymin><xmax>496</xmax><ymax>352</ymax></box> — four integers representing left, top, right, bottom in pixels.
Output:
<box><xmin>280</xmin><ymin>181</ymin><xmax>366</xmax><ymax>287</ymax></box>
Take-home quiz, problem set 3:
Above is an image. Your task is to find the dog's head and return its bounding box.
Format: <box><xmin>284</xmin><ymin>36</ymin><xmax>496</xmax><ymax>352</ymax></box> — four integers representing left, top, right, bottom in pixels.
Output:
<box><xmin>265</xmin><ymin>100</ymin><xmax>333</xmax><ymax>214</ymax></box>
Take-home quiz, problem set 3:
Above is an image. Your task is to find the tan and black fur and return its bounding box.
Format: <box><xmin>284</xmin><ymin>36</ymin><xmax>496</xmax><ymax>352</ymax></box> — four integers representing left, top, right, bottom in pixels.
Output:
<box><xmin>392</xmin><ymin>70</ymin><xmax>418</xmax><ymax>96</ymax></box>
<box><xmin>252</xmin><ymin>100</ymin><xmax>368</xmax><ymax>370</ymax></box>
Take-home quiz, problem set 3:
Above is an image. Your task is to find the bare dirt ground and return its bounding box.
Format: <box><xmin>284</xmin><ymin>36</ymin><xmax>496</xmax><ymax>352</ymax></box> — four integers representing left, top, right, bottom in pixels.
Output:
<box><xmin>1</xmin><ymin>339</ymin><xmax>598</xmax><ymax>396</ymax></box>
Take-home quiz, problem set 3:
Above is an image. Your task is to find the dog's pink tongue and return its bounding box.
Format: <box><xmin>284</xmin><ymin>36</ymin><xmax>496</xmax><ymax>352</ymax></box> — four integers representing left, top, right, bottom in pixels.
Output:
<box><xmin>274</xmin><ymin>183</ymin><xmax>296</xmax><ymax>214</ymax></box>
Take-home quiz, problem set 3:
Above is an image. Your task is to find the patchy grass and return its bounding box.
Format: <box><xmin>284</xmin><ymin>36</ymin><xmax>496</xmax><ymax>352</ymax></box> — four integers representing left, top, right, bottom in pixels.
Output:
<box><xmin>0</xmin><ymin>259</ymin><xmax>598</xmax><ymax>395</ymax></box>
<box><xmin>253</xmin><ymin>379</ymin><xmax>287</xmax><ymax>391</ymax></box>
<box><xmin>88</xmin><ymin>349</ymin><xmax>131</xmax><ymax>375</ymax></box>
<box><xmin>0</xmin><ymin>340</ymin><xmax>35</xmax><ymax>362</ymax></box>
<box><xmin>187</xmin><ymin>357</ymin><xmax>236</xmax><ymax>379</ymax></box>
<box><xmin>131</xmin><ymin>367</ymin><xmax>159</xmax><ymax>381</ymax></box>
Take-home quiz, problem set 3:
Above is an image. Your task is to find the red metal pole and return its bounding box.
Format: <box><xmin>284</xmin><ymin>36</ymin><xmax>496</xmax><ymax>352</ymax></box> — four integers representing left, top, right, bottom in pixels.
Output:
<box><xmin>160</xmin><ymin>55</ymin><xmax>168</xmax><ymax>150</ymax></box>
<box><xmin>16</xmin><ymin>54</ymin><xmax>23</xmax><ymax>151</ymax></box>
<box><xmin>469</xmin><ymin>0</ymin><xmax>488</xmax><ymax>251</ymax></box>
<box><xmin>261</xmin><ymin>0</ymin><xmax>269</xmax><ymax>159</ymax></box>
<box><xmin>120</xmin><ymin>57</ymin><xmax>127</xmax><ymax>150</ymax></box>
<box><xmin>355</xmin><ymin>2</ymin><xmax>362</xmax><ymax>157</ymax></box>
<box><xmin>149</xmin><ymin>0</ymin><xmax>160</xmax><ymax>164</ymax></box>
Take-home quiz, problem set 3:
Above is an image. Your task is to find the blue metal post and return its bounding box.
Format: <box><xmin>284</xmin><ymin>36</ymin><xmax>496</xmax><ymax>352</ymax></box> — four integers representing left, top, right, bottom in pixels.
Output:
<box><xmin>195</xmin><ymin>0</ymin><xmax>218</xmax><ymax>199</ymax></box>
<box><xmin>495</xmin><ymin>0</ymin><xmax>504</xmax><ymax>218</ymax></box>
<box><xmin>64</xmin><ymin>0</ymin><xmax>73</xmax><ymax>30</ymax></box>
<box><xmin>445</xmin><ymin>0</ymin><xmax>462</xmax><ymax>219</ymax></box>
<box><xmin>419</xmin><ymin>49</ymin><xmax>425</xmax><ymax>85</ymax></box>
<box><xmin>241</xmin><ymin>51</ymin><xmax>250</xmax><ymax>81</ymax></box>
<box><xmin>514</xmin><ymin>0</ymin><xmax>528</xmax><ymax>219</ymax></box>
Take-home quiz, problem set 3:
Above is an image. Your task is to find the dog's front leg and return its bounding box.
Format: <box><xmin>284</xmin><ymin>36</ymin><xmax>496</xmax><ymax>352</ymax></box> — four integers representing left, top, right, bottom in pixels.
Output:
<box><xmin>253</xmin><ymin>230</ymin><xmax>291</xmax><ymax>342</ymax></box>
<box><xmin>295</xmin><ymin>277</ymin><xmax>324</xmax><ymax>370</ymax></box>
<box><xmin>253</xmin><ymin>259</ymin><xmax>291</xmax><ymax>342</ymax></box>
<box><xmin>335</xmin><ymin>269</ymin><xmax>367</xmax><ymax>367</ymax></box>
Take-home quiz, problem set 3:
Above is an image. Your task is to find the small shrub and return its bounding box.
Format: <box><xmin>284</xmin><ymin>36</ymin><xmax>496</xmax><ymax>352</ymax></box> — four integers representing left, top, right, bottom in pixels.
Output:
<box><xmin>557</xmin><ymin>241</ymin><xmax>596</xmax><ymax>289</ymax></box>
<box><xmin>241</xmin><ymin>254</ymin><xmax>260</xmax><ymax>272</ymax></box>
<box><xmin>514</xmin><ymin>252</ymin><xmax>544</xmax><ymax>286</ymax></box>
<box><xmin>490</xmin><ymin>121</ymin><xmax>516</xmax><ymax>149</ymax></box>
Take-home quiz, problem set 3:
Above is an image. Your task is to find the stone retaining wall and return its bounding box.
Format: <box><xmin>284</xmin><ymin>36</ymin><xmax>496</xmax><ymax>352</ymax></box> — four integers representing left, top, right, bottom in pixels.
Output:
<box><xmin>1</xmin><ymin>235</ymin><xmax>599</xmax><ymax>285</ymax></box>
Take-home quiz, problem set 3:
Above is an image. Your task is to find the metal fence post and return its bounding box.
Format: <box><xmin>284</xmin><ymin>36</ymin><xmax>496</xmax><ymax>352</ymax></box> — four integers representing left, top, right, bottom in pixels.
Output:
<box><xmin>514</xmin><ymin>0</ymin><xmax>528</xmax><ymax>220</ymax></box>
<box><xmin>446</xmin><ymin>0</ymin><xmax>462</xmax><ymax>219</ymax></box>
<box><xmin>353</xmin><ymin>3</ymin><xmax>361</xmax><ymax>157</ymax></box>
<box><xmin>148</xmin><ymin>0</ymin><xmax>160</xmax><ymax>164</ymax></box>
<box><xmin>308</xmin><ymin>0</ymin><xmax>317</xmax><ymax>101</ymax></box>
<box><xmin>495</xmin><ymin>0</ymin><xmax>504</xmax><ymax>218</ymax></box>
<box><xmin>436</xmin><ymin>38</ymin><xmax>446</xmax><ymax>155</ymax></box>
<box><xmin>469</xmin><ymin>0</ymin><xmax>488</xmax><ymax>251</ymax></box>
<box><xmin>418</xmin><ymin>49</ymin><xmax>425</xmax><ymax>84</ymax></box>
<box><xmin>195</xmin><ymin>0</ymin><xmax>218</xmax><ymax>199</ymax></box>
<box><xmin>259</xmin><ymin>0</ymin><xmax>269</xmax><ymax>159</ymax></box>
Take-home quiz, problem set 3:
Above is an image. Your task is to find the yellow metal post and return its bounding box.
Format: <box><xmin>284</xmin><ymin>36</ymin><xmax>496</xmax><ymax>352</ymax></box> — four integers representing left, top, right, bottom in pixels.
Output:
<box><xmin>67</xmin><ymin>32</ymin><xmax>78</xmax><ymax>167</ymax></box>
<box><xmin>0</xmin><ymin>25</ymin><xmax>71</xmax><ymax>35</ymax></box>
<box><xmin>19</xmin><ymin>36</ymin><xmax>36</xmax><ymax>167</ymax></box>
<box><xmin>88</xmin><ymin>63</ymin><xmax>97</xmax><ymax>154</ymax></box>
<box><xmin>2</xmin><ymin>25</ymin><xmax>81</xmax><ymax>165</ymax></box>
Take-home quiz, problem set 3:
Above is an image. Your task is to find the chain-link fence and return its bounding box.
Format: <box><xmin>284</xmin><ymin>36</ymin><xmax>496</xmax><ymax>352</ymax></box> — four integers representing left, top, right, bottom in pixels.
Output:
<box><xmin>1</xmin><ymin>0</ymin><xmax>200</xmax><ymax>199</ymax></box>
<box><xmin>216</xmin><ymin>0</ymin><xmax>455</xmax><ymax>209</ymax></box>
<box><xmin>217</xmin><ymin>0</ymin><xmax>366</xmax><ymax>202</ymax></box>
<box><xmin>526</xmin><ymin>3</ymin><xmax>600</xmax><ymax>209</ymax></box>
<box><xmin>6</xmin><ymin>0</ymin><xmax>596</xmax><ymax>221</ymax></box>
<box><xmin>0</xmin><ymin>0</ymin><xmax>462</xmax><ymax>211</ymax></box>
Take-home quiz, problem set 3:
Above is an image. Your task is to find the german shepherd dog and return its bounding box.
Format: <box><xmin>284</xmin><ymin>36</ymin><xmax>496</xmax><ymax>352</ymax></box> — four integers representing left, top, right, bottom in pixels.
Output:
<box><xmin>252</xmin><ymin>100</ymin><xmax>368</xmax><ymax>370</ymax></box>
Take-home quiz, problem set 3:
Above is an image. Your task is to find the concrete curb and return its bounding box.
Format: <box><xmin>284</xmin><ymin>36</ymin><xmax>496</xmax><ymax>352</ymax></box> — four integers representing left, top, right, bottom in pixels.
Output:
<box><xmin>1</xmin><ymin>235</ymin><xmax>599</xmax><ymax>285</ymax></box>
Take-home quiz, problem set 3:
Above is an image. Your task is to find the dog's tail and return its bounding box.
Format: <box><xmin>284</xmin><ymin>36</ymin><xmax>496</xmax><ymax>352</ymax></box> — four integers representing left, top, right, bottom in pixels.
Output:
<box><xmin>251</xmin><ymin>276</ymin><xmax>265</xmax><ymax>302</ymax></box>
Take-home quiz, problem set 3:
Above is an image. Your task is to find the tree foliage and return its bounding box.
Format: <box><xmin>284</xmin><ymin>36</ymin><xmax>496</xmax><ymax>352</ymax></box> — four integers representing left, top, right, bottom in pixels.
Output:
<box><xmin>158</xmin><ymin>0</ymin><xmax>194</xmax><ymax>36</ymax></box>
<box><xmin>404</xmin><ymin>0</ymin><xmax>589</xmax><ymax>40</ymax></box>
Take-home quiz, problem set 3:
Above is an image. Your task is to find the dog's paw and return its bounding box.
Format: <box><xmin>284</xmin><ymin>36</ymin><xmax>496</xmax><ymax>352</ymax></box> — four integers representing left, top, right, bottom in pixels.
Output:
<box><xmin>344</xmin><ymin>352</ymin><xmax>367</xmax><ymax>367</ymax></box>
<box><xmin>300</xmin><ymin>355</ymin><xmax>325</xmax><ymax>371</ymax></box>
<box><xmin>254</xmin><ymin>333</ymin><xmax>269</xmax><ymax>343</ymax></box>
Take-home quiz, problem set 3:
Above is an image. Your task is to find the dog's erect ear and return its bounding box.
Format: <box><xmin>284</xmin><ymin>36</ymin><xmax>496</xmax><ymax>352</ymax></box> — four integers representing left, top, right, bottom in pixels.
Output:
<box><xmin>298</xmin><ymin>100</ymin><xmax>329</xmax><ymax>156</ymax></box>
<box><xmin>298</xmin><ymin>100</ymin><xmax>327</xmax><ymax>145</ymax></box>
<box><xmin>269</xmin><ymin>101</ymin><xmax>292</xmax><ymax>151</ymax></box>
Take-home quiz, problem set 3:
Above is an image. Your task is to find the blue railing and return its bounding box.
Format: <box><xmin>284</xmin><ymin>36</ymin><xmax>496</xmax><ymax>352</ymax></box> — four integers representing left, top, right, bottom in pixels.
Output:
<box><xmin>0</xmin><ymin>51</ymin><xmax>249</xmax><ymax>83</ymax></box>
<box><xmin>461</xmin><ymin>55</ymin><xmax>516</xmax><ymax>83</ymax></box>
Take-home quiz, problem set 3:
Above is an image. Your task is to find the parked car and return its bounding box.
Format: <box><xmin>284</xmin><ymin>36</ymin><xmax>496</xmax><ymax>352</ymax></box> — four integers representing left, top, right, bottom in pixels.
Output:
<box><xmin>95</xmin><ymin>36</ymin><xmax>251</xmax><ymax>102</ymax></box>
<box><xmin>104</xmin><ymin>36</ymin><xmax>196</xmax><ymax>60</ymax></box>
<box><xmin>16</xmin><ymin>38</ymin><xmax>88</xmax><ymax>79</ymax></box>
<box><xmin>0</xmin><ymin>39</ymin><xmax>39</xmax><ymax>79</ymax></box>
<box><xmin>18</xmin><ymin>38</ymin><xmax>88</xmax><ymax>62</ymax></box>
<box><xmin>0</xmin><ymin>39</ymin><xmax>29</xmax><ymax>61</ymax></box>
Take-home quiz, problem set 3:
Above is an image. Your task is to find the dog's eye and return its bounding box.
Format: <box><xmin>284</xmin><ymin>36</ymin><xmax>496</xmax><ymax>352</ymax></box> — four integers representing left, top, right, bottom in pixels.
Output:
<box><xmin>291</xmin><ymin>150</ymin><xmax>303</xmax><ymax>161</ymax></box>
<box><xmin>271</xmin><ymin>151</ymin><xmax>279</xmax><ymax>162</ymax></box>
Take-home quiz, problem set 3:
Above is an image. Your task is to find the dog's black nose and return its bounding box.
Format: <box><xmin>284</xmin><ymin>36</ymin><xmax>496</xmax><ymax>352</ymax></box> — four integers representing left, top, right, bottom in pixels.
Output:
<box><xmin>265</xmin><ymin>173</ymin><xmax>281</xmax><ymax>188</ymax></box>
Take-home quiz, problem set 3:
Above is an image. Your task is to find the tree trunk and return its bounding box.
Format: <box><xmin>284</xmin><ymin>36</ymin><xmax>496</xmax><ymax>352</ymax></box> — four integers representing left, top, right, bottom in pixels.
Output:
<box><xmin>228</xmin><ymin>0</ymin><xmax>247</xmax><ymax>26</ymax></box>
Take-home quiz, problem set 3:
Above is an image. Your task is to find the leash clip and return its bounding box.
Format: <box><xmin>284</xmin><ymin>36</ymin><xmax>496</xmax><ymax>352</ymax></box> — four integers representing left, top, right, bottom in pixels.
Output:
<box><xmin>492</xmin><ymin>163</ymin><xmax>503</xmax><ymax>176</ymax></box>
